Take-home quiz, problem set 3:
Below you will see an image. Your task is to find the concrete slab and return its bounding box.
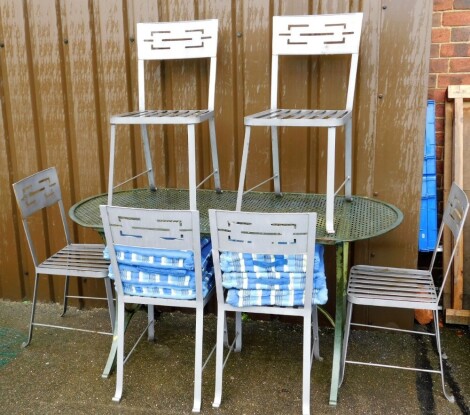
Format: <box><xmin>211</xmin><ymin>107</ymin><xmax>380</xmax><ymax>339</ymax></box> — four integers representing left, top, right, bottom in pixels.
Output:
<box><xmin>0</xmin><ymin>300</ymin><xmax>468</xmax><ymax>414</ymax></box>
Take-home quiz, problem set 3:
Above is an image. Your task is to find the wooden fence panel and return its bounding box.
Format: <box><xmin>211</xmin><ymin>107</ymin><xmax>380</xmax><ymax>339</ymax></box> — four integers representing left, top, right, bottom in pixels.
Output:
<box><xmin>0</xmin><ymin>0</ymin><xmax>431</xmax><ymax>323</ymax></box>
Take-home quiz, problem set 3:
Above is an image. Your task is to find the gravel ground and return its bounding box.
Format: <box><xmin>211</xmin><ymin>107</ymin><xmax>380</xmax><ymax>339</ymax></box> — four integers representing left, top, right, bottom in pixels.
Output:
<box><xmin>0</xmin><ymin>300</ymin><xmax>468</xmax><ymax>415</ymax></box>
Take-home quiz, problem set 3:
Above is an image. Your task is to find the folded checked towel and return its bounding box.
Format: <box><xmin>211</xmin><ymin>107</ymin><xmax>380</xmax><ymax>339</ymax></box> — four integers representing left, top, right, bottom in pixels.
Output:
<box><xmin>219</xmin><ymin>245</ymin><xmax>325</xmax><ymax>273</ymax></box>
<box><xmin>104</xmin><ymin>237</ymin><xmax>214</xmax><ymax>300</ymax></box>
<box><xmin>122</xmin><ymin>283</ymin><xmax>213</xmax><ymax>300</ymax></box>
<box><xmin>106</xmin><ymin>236</ymin><xmax>211</xmax><ymax>270</ymax></box>
<box><xmin>225</xmin><ymin>285</ymin><xmax>328</xmax><ymax>307</ymax></box>
<box><xmin>220</xmin><ymin>245</ymin><xmax>327</xmax><ymax>307</ymax></box>
<box><xmin>221</xmin><ymin>271</ymin><xmax>326</xmax><ymax>291</ymax></box>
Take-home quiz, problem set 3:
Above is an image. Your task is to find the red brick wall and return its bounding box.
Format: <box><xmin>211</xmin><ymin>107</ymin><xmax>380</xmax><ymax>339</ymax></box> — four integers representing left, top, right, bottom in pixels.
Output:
<box><xmin>430</xmin><ymin>0</ymin><xmax>470</xmax><ymax>212</ymax></box>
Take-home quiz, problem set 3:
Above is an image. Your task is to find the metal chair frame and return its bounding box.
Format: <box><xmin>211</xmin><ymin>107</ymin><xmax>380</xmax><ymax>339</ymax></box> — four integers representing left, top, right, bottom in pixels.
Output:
<box><xmin>108</xmin><ymin>19</ymin><xmax>221</xmax><ymax>210</ymax></box>
<box><xmin>236</xmin><ymin>13</ymin><xmax>363</xmax><ymax>234</ymax></box>
<box><xmin>209</xmin><ymin>209</ymin><xmax>321</xmax><ymax>415</ymax></box>
<box><xmin>339</xmin><ymin>182</ymin><xmax>469</xmax><ymax>403</ymax></box>
<box><xmin>13</xmin><ymin>167</ymin><xmax>115</xmax><ymax>347</ymax></box>
<box><xmin>100</xmin><ymin>206</ymin><xmax>215</xmax><ymax>413</ymax></box>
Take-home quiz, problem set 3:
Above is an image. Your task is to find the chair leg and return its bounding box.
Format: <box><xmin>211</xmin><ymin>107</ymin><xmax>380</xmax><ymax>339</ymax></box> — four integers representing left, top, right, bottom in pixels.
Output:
<box><xmin>344</xmin><ymin>118</ymin><xmax>352</xmax><ymax>201</ymax></box>
<box><xmin>61</xmin><ymin>275</ymin><xmax>70</xmax><ymax>317</ymax></box>
<box><xmin>107</xmin><ymin>124</ymin><xmax>117</xmax><ymax>205</ymax></box>
<box><xmin>208</xmin><ymin>118</ymin><xmax>221</xmax><ymax>192</ymax></box>
<box><xmin>104</xmin><ymin>277</ymin><xmax>115</xmax><ymax>332</ymax></box>
<box><xmin>112</xmin><ymin>298</ymin><xmax>125</xmax><ymax>402</ymax></box>
<box><xmin>235</xmin><ymin>311</ymin><xmax>242</xmax><ymax>352</ymax></box>
<box><xmin>236</xmin><ymin>126</ymin><xmax>252</xmax><ymax>211</ymax></box>
<box><xmin>23</xmin><ymin>272</ymin><xmax>40</xmax><ymax>348</ymax></box>
<box><xmin>312</xmin><ymin>306</ymin><xmax>321</xmax><ymax>361</ymax></box>
<box><xmin>302</xmin><ymin>311</ymin><xmax>312</xmax><ymax>415</ymax></box>
<box><xmin>213</xmin><ymin>308</ymin><xmax>226</xmax><ymax>408</ymax></box>
<box><xmin>192</xmin><ymin>307</ymin><xmax>204</xmax><ymax>413</ymax></box>
<box><xmin>326</xmin><ymin>127</ymin><xmax>336</xmax><ymax>234</ymax></box>
<box><xmin>187</xmin><ymin>124</ymin><xmax>197</xmax><ymax>211</ymax></box>
<box><xmin>271</xmin><ymin>126</ymin><xmax>281</xmax><ymax>195</ymax></box>
<box><xmin>147</xmin><ymin>305</ymin><xmax>155</xmax><ymax>341</ymax></box>
<box><xmin>140</xmin><ymin>124</ymin><xmax>156</xmax><ymax>190</ymax></box>
<box><xmin>223</xmin><ymin>314</ymin><xmax>229</xmax><ymax>347</ymax></box>
<box><xmin>433</xmin><ymin>310</ymin><xmax>455</xmax><ymax>402</ymax></box>
<box><xmin>339</xmin><ymin>301</ymin><xmax>353</xmax><ymax>387</ymax></box>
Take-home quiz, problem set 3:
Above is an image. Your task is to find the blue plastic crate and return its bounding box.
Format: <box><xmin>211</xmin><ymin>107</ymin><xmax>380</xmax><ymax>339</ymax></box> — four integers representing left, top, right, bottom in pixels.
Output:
<box><xmin>424</xmin><ymin>100</ymin><xmax>436</xmax><ymax>159</ymax></box>
<box><xmin>419</xmin><ymin>100</ymin><xmax>438</xmax><ymax>252</ymax></box>
<box><xmin>419</xmin><ymin>195</ymin><xmax>438</xmax><ymax>251</ymax></box>
<box><xmin>423</xmin><ymin>100</ymin><xmax>436</xmax><ymax>175</ymax></box>
<box><xmin>423</xmin><ymin>155</ymin><xmax>436</xmax><ymax>176</ymax></box>
<box><xmin>422</xmin><ymin>175</ymin><xmax>437</xmax><ymax>198</ymax></box>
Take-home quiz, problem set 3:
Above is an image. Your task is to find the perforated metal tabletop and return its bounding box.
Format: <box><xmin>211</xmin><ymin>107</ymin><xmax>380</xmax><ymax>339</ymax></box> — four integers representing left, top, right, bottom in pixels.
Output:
<box><xmin>69</xmin><ymin>188</ymin><xmax>403</xmax><ymax>244</ymax></box>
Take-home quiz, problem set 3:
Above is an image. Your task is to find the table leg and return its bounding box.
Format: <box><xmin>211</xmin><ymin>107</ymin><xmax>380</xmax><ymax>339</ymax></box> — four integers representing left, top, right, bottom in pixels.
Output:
<box><xmin>329</xmin><ymin>241</ymin><xmax>349</xmax><ymax>405</ymax></box>
<box><xmin>101</xmin><ymin>305</ymin><xmax>138</xmax><ymax>378</ymax></box>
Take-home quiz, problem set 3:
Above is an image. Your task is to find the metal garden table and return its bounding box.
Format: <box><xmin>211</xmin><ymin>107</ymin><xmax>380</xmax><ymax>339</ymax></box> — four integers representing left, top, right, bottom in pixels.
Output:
<box><xmin>69</xmin><ymin>188</ymin><xmax>403</xmax><ymax>406</ymax></box>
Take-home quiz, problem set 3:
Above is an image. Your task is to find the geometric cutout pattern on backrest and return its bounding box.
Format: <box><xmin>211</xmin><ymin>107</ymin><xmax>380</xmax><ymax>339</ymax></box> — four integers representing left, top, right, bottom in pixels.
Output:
<box><xmin>13</xmin><ymin>167</ymin><xmax>62</xmax><ymax>218</ymax></box>
<box><xmin>443</xmin><ymin>183</ymin><xmax>469</xmax><ymax>241</ymax></box>
<box><xmin>137</xmin><ymin>19</ymin><xmax>218</xmax><ymax>60</ymax></box>
<box><xmin>103</xmin><ymin>206</ymin><xmax>198</xmax><ymax>252</ymax></box>
<box><xmin>210</xmin><ymin>210</ymin><xmax>316</xmax><ymax>256</ymax></box>
<box><xmin>273</xmin><ymin>13</ymin><xmax>363</xmax><ymax>56</ymax></box>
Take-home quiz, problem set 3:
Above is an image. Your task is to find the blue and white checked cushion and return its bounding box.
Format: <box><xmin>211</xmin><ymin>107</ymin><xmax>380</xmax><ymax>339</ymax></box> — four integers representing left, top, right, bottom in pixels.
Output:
<box><xmin>111</xmin><ymin>236</ymin><xmax>211</xmax><ymax>271</ymax></box>
<box><xmin>220</xmin><ymin>245</ymin><xmax>328</xmax><ymax>307</ymax></box>
<box><xmin>225</xmin><ymin>286</ymin><xmax>328</xmax><ymax>307</ymax></box>
<box><xmin>122</xmin><ymin>285</ymin><xmax>211</xmax><ymax>300</ymax></box>
<box><xmin>219</xmin><ymin>245</ymin><xmax>324</xmax><ymax>273</ymax></box>
<box><xmin>105</xmin><ymin>237</ymin><xmax>214</xmax><ymax>300</ymax></box>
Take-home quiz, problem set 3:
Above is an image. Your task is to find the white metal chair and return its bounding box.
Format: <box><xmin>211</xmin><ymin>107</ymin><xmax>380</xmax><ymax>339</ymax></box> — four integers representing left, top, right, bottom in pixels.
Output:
<box><xmin>209</xmin><ymin>209</ymin><xmax>321</xmax><ymax>415</ymax></box>
<box><xmin>12</xmin><ymin>167</ymin><xmax>115</xmax><ymax>347</ymax></box>
<box><xmin>339</xmin><ymin>182</ymin><xmax>469</xmax><ymax>402</ymax></box>
<box><xmin>100</xmin><ymin>206</ymin><xmax>215</xmax><ymax>413</ymax></box>
<box><xmin>108</xmin><ymin>19</ymin><xmax>221</xmax><ymax>210</ymax></box>
<box><xmin>236</xmin><ymin>13</ymin><xmax>363</xmax><ymax>234</ymax></box>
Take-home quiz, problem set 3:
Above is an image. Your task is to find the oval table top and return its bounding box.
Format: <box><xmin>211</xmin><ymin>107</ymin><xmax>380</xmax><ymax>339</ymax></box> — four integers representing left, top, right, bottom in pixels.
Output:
<box><xmin>70</xmin><ymin>188</ymin><xmax>403</xmax><ymax>245</ymax></box>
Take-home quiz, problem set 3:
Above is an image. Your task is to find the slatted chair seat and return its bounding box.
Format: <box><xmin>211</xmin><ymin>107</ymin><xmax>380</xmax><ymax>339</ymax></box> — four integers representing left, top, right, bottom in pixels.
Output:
<box><xmin>107</xmin><ymin>19</ymin><xmax>221</xmax><ymax>211</ymax></box>
<box><xmin>12</xmin><ymin>167</ymin><xmax>115</xmax><ymax>347</ymax></box>
<box><xmin>38</xmin><ymin>244</ymin><xmax>110</xmax><ymax>276</ymax></box>
<box><xmin>348</xmin><ymin>265</ymin><xmax>438</xmax><ymax>308</ymax></box>
<box><xmin>111</xmin><ymin>109</ymin><xmax>214</xmax><ymax>125</ymax></box>
<box><xmin>236</xmin><ymin>13</ymin><xmax>363</xmax><ymax>234</ymax></box>
<box><xmin>339</xmin><ymin>182</ymin><xmax>469</xmax><ymax>403</ymax></box>
<box><xmin>246</xmin><ymin>109</ymin><xmax>352</xmax><ymax>127</ymax></box>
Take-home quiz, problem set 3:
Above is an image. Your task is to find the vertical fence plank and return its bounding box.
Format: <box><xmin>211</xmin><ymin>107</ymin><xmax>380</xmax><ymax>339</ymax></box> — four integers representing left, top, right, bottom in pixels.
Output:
<box><xmin>1</xmin><ymin>0</ymin><xmax>46</xmax><ymax>301</ymax></box>
<box><xmin>0</xmin><ymin>3</ymin><xmax>23</xmax><ymax>299</ymax></box>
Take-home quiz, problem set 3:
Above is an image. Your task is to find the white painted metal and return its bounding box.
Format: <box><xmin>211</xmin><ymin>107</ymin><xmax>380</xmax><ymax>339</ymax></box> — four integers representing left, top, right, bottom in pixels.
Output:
<box><xmin>100</xmin><ymin>206</ymin><xmax>215</xmax><ymax>413</ymax></box>
<box><xmin>209</xmin><ymin>209</ymin><xmax>320</xmax><ymax>415</ymax></box>
<box><xmin>12</xmin><ymin>167</ymin><xmax>115</xmax><ymax>347</ymax></box>
<box><xmin>272</xmin><ymin>14</ymin><xmax>363</xmax><ymax>56</ymax></box>
<box><xmin>108</xmin><ymin>19</ymin><xmax>221</xmax><ymax>211</ymax></box>
<box><xmin>339</xmin><ymin>182</ymin><xmax>469</xmax><ymax>403</ymax></box>
<box><xmin>136</xmin><ymin>20</ymin><xmax>218</xmax><ymax>61</ymax></box>
<box><xmin>237</xmin><ymin>13</ymin><xmax>363</xmax><ymax>234</ymax></box>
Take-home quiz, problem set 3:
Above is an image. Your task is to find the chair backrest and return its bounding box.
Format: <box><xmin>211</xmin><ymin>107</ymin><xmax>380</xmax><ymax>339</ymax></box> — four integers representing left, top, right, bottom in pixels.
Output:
<box><xmin>100</xmin><ymin>205</ymin><xmax>204</xmax><ymax>300</ymax></box>
<box><xmin>433</xmin><ymin>182</ymin><xmax>469</xmax><ymax>301</ymax></box>
<box><xmin>208</xmin><ymin>209</ymin><xmax>317</xmax><ymax>306</ymax></box>
<box><xmin>12</xmin><ymin>167</ymin><xmax>71</xmax><ymax>266</ymax></box>
<box><xmin>270</xmin><ymin>13</ymin><xmax>363</xmax><ymax>110</ymax></box>
<box><xmin>136</xmin><ymin>19</ymin><xmax>218</xmax><ymax>111</ymax></box>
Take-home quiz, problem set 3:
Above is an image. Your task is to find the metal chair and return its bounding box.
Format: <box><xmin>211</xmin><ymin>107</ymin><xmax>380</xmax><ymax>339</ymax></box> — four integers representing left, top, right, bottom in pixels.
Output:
<box><xmin>209</xmin><ymin>209</ymin><xmax>321</xmax><ymax>415</ymax></box>
<box><xmin>236</xmin><ymin>13</ymin><xmax>363</xmax><ymax>234</ymax></box>
<box><xmin>339</xmin><ymin>182</ymin><xmax>469</xmax><ymax>402</ymax></box>
<box><xmin>12</xmin><ymin>167</ymin><xmax>115</xmax><ymax>347</ymax></box>
<box><xmin>100</xmin><ymin>206</ymin><xmax>215</xmax><ymax>413</ymax></box>
<box><xmin>107</xmin><ymin>19</ymin><xmax>221</xmax><ymax>210</ymax></box>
